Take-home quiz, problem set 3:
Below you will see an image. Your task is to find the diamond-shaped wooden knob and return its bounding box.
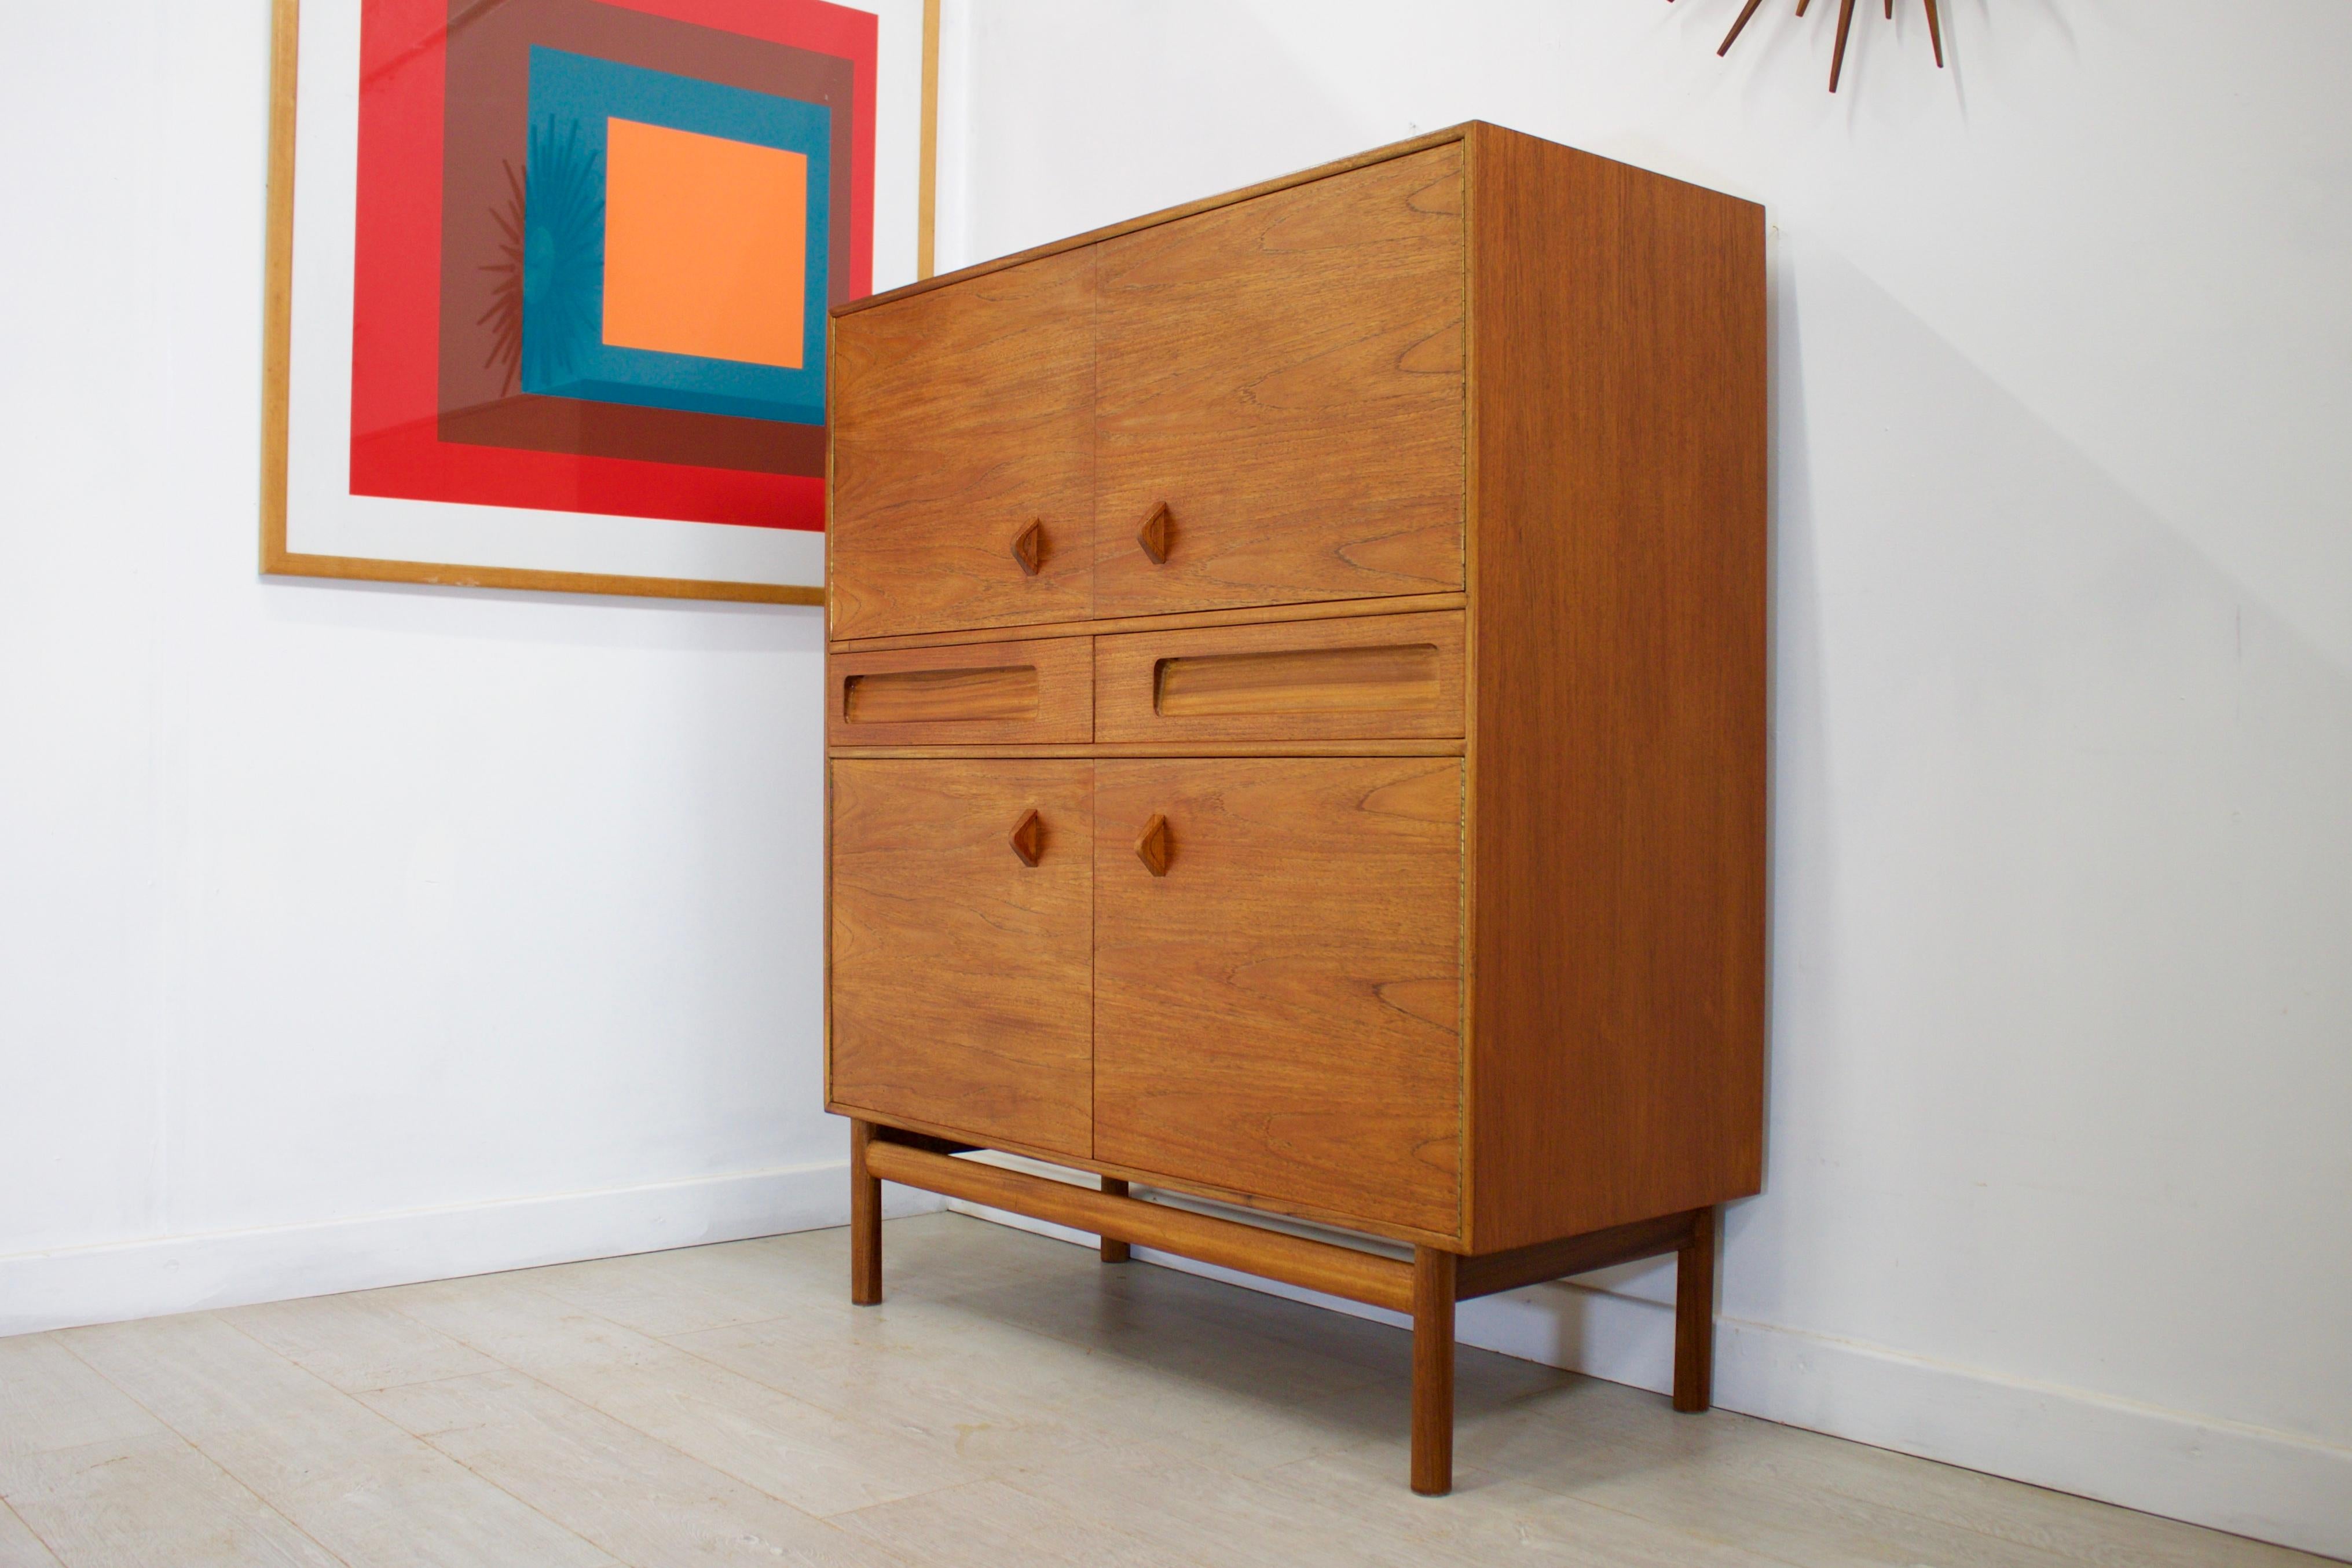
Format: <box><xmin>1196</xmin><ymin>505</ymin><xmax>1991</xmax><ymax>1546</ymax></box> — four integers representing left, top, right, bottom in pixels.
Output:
<box><xmin>1009</xmin><ymin>518</ymin><xmax>1045</xmax><ymax>577</ymax></box>
<box><xmin>1135</xmin><ymin>503</ymin><xmax>1172</xmax><ymax>566</ymax></box>
<box><xmin>1133</xmin><ymin>813</ymin><xmax>1170</xmax><ymax>877</ymax></box>
<box><xmin>1008</xmin><ymin>808</ymin><xmax>1043</xmax><ymax>867</ymax></box>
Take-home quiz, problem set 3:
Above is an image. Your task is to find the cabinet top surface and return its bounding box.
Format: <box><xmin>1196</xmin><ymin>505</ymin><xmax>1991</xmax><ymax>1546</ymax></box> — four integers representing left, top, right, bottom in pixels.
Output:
<box><xmin>832</xmin><ymin>122</ymin><xmax>1759</xmax><ymax>323</ymax></box>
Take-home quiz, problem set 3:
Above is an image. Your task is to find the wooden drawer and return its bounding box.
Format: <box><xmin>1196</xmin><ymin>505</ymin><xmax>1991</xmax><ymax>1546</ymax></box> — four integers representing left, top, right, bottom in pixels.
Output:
<box><xmin>827</xmin><ymin>638</ymin><xmax>1092</xmax><ymax>747</ymax></box>
<box><xmin>829</xmin><ymin>761</ymin><xmax>1094</xmax><ymax>1157</ymax></box>
<box><xmin>1092</xmin><ymin>757</ymin><xmax>1464</xmax><ymax>1236</ymax></box>
<box><xmin>1093</xmin><ymin>145</ymin><xmax>1466</xmax><ymax>620</ymax></box>
<box><xmin>829</xmin><ymin>250</ymin><xmax>1094</xmax><ymax>640</ymax></box>
<box><xmin>1096</xmin><ymin>611</ymin><xmax>1464</xmax><ymax>744</ymax></box>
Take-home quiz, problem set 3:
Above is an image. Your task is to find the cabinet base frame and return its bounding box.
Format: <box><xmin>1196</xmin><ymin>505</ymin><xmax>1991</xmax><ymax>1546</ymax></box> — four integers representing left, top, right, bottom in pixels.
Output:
<box><xmin>847</xmin><ymin>1120</ymin><xmax>1720</xmax><ymax>1494</ymax></box>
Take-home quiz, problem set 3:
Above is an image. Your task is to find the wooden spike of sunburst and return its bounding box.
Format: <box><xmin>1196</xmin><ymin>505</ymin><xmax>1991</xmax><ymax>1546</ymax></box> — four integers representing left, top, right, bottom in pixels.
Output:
<box><xmin>1683</xmin><ymin>0</ymin><xmax>1949</xmax><ymax>93</ymax></box>
<box><xmin>1829</xmin><ymin>0</ymin><xmax>1858</xmax><ymax>91</ymax></box>
<box><xmin>1716</xmin><ymin>0</ymin><xmax>1766</xmax><ymax>55</ymax></box>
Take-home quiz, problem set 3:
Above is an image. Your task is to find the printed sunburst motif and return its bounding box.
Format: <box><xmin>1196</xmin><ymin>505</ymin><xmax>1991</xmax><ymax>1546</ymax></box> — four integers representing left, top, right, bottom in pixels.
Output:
<box><xmin>479</xmin><ymin>159</ymin><xmax>527</xmax><ymax>396</ymax></box>
<box><xmin>478</xmin><ymin>117</ymin><xmax>608</xmax><ymax>398</ymax></box>
<box><xmin>1683</xmin><ymin>0</ymin><xmax>1946</xmax><ymax>93</ymax></box>
<box><xmin>519</xmin><ymin>116</ymin><xmax>606</xmax><ymax>390</ymax></box>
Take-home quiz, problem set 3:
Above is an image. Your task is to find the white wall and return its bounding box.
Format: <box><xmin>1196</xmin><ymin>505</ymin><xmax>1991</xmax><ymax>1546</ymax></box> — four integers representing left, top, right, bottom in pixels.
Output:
<box><xmin>0</xmin><ymin>1</ymin><xmax>936</xmax><ymax>1340</ymax></box>
<box><xmin>5</xmin><ymin>0</ymin><xmax>2347</xmax><ymax>1554</ymax></box>
<box><xmin>938</xmin><ymin>2</ymin><xmax>2352</xmax><ymax>1555</ymax></box>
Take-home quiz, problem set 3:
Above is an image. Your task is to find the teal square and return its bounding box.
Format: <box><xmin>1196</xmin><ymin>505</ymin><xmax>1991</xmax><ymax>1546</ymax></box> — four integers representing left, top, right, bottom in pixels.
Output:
<box><xmin>520</xmin><ymin>46</ymin><xmax>830</xmax><ymax>426</ymax></box>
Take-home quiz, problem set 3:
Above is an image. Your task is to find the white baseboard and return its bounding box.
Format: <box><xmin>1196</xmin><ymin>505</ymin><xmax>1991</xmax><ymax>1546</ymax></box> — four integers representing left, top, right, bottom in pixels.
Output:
<box><xmin>941</xmin><ymin>1162</ymin><xmax>2351</xmax><ymax>1560</ymax></box>
<box><xmin>0</xmin><ymin>1162</ymin><xmax>943</xmax><ymax>1339</ymax></box>
<box><xmin>1715</xmin><ymin>1313</ymin><xmax>2352</xmax><ymax>1561</ymax></box>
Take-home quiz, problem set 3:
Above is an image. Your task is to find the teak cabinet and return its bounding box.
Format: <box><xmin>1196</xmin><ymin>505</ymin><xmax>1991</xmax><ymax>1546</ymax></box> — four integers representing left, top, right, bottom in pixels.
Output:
<box><xmin>823</xmin><ymin>123</ymin><xmax>1766</xmax><ymax>1494</ymax></box>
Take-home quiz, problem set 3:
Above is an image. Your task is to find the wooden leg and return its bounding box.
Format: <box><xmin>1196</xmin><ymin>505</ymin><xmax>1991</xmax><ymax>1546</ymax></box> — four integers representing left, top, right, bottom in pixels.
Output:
<box><xmin>1411</xmin><ymin>1245</ymin><xmax>1456</xmax><ymax>1496</ymax></box>
<box><xmin>1099</xmin><ymin>1177</ymin><xmax>1131</xmax><ymax>1262</ymax></box>
<box><xmin>1672</xmin><ymin>1205</ymin><xmax>1717</xmax><ymax>1412</ymax></box>
<box><xmin>849</xmin><ymin>1120</ymin><xmax>881</xmax><ymax>1306</ymax></box>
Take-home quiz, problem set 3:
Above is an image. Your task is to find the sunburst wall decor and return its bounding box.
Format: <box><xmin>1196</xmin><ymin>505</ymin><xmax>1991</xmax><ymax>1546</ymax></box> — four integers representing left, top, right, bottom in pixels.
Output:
<box><xmin>1679</xmin><ymin>0</ymin><xmax>1946</xmax><ymax>93</ymax></box>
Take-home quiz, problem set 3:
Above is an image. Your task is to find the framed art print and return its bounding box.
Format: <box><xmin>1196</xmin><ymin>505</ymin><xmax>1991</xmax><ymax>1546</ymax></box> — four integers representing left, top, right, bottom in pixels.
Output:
<box><xmin>262</xmin><ymin>0</ymin><xmax>930</xmax><ymax>602</ymax></box>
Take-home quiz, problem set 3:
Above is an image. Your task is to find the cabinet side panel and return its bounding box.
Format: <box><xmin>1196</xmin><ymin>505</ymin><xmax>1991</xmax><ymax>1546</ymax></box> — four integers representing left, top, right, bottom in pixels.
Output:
<box><xmin>1468</xmin><ymin>127</ymin><xmax>1767</xmax><ymax>1251</ymax></box>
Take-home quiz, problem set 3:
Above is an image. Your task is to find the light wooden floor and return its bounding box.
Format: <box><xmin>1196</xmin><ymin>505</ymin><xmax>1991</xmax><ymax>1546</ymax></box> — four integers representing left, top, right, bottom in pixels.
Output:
<box><xmin>0</xmin><ymin>1213</ymin><xmax>2325</xmax><ymax>1568</ymax></box>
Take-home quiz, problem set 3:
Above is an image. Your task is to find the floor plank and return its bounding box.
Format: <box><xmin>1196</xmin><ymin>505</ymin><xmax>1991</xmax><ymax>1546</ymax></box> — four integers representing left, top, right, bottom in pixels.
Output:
<box><xmin>789</xmin><ymin>1210</ymin><xmax>1105</xmax><ymax>1305</ymax></box>
<box><xmin>0</xmin><ymin>1433</ymin><xmax>340</xmax><ymax>1568</ymax></box>
<box><xmin>1001</xmin><ymin>1439</ymin><xmax>1499</xmax><ymax>1568</ymax></box>
<box><xmin>374</xmin><ymin>1272</ymin><xmax>982</xmax><ymax>1516</ymax></box>
<box><xmin>1262</xmin><ymin>1442</ymin><xmax>1792</xmax><ymax>1567</ymax></box>
<box><xmin>0</xmin><ymin>1214</ymin><xmax>2332</xmax><ymax>1568</ymax></box>
<box><xmin>523</xmin><ymin>1239</ymin><xmax>852</xmax><ymax>1340</ymax></box>
<box><xmin>1298</xmin><ymin>1380</ymin><xmax>2145</xmax><ymax>1568</ymax></box>
<box><xmin>362</xmin><ymin>1369</ymin><xmax>912</xmax><ymax>1568</ymax></box>
<box><xmin>836</xmin><ymin>1477</ymin><xmax>1199</xmax><ymax>1568</ymax></box>
<box><xmin>62</xmin><ymin>1314</ymin><xmax>617</xmax><ymax>1568</ymax></box>
<box><xmin>941</xmin><ymin>1265</ymin><xmax>1393</xmax><ymax>1403</ymax></box>
<box><xmin>222</xmin><ymin>1291</ymin><xmax>499</xmax><ymax>1394</ymax></box>
<box><xmin>671</xmin><ymin>1299</ymin><xmax>1136</xmax><ymax>1476</ymax></box>
<box><xmin>0</xmin><ymin>1500</ymin><xmax>64</xmax><ymax>1568</ymax></box>
<box><xmin>0</xmin><ymin>1334</ymin><xmax>165</xmax><ymax>1459</ymax></box>
<box><xmin>1690</xmin><ymin>1415</ymin><xmax>2328</xmax><ymax>1568</ymax></box>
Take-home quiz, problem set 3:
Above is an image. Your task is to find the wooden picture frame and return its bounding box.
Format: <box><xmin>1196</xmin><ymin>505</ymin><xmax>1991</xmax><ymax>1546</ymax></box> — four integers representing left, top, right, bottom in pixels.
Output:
<box><xmin>261</xmin><ymin>0</ymin><xmax>939</xmax><ymax>603</ymax></box>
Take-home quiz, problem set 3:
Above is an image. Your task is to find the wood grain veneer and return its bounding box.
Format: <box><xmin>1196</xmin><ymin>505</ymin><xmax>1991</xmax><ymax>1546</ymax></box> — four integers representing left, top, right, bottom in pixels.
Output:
<box><xmin>826</xmin><ymin>637</ymin><xmax>1091</xmax><ymax>746</ymax></box>
<box><xmin>1674</xmin><ymin>1206</ymin><xmax>1720</xmax><ymax>1413</ymax></box>
<box><xmin>1452</xmin><ymin>1209</ymin><xmax>1701</xmax><ymax>1300</ymax></box>
<box><xmin>836</xmin><ymin>126</ymin><xmax>1475</xmax><ymax>318</ymax></box>
<box><xmin>849</xmin><ymin>1119</ymin><xmax>881</xmax><ymax>1305</ymax></box>
<box><xmin>829</xmin><ymin>760</ymin><xmax>1094</xmax><ymax>1157</ymax></box>
<box><xmin>845</xmin><ymin>665</ymin><xmax>1036</xmax><ymax>726</ymax></box>
<box><xmin>1411</xmin><ymin>1247</ymin><xmax>1456</xmax><ymax>1496</ymax></box>
<box><xmin>1092</xmin><ymin>758</ymin><xmax>1464</xmax><ymax>1236</ymax></box>
<box><xmin>862</xmin><ymin>1135</ymin><xmax>1415</xmax><ymax>1314</ymax></box>
<box><xmin>826</xmin><ymin>742</ymin><xmax>1467</xmax><ymax>761</ymax></box>
<box><xmin>829</xmin><ymin>1097</ymin><xmax>1468</xmax><ymax>1251</ymax></box>
<box><xmin>823</xmin><ymin>123</ymin><xmax>1767</xmax><ymax>1496</ymax></box>
<box><xmin>828</xmin><ymin>250</ymin><xmax>1094</xmax><ymax>640</ymax></box>
<box><xmin>1098</xmin><ymin>1175</ymin><xmax>1131</xmax><ymax>1263</ymax></box>
<box><xmin>1155</xmin><ymin>644</ymin><xmax>1436</xmax><ymax>715</ymax></box>
<box><xmin>1093</xmin><ymin>146</ymin><xmax>1467</xmax><ymax>620</ymax></box>
<box><xmin>1093</xmin><ymin>611</ymin><xmax>1464</xmax><ymax>745</ymax></box>
<box><xmin>829</xmin><ymin>592</ymin><xmax>1467</xmax><ymax>654</ymax></box>
<box><xmin>1462</xmin><ymin>123</ymin><xmax>1767</xmax><ymax>1251</ymax></box>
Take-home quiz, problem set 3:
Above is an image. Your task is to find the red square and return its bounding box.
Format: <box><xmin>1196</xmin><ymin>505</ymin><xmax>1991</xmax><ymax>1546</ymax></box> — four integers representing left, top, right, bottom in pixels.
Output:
<box><xmin>349</xmin><ymin>0</ymin><xmax>877</xmax><ymax>530</ymax></box>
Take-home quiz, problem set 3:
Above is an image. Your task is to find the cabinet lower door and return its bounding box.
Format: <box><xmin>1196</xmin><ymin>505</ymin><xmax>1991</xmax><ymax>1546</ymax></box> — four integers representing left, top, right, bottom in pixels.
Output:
<box><xmin>830</xmin><ymin>761</ymin><xmax>1093</xmax><ymax>1157</ymax></box>
<box><xmin>1093</xmin><ymin>758</ymin><xmax>1463</xmax><ymax>1236</ymax></box>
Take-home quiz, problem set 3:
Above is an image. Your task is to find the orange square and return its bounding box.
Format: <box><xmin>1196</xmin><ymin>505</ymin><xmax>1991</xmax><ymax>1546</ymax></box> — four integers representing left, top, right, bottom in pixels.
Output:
<box><xmin>602</xmin><ymin>118</ymin><xmax>807</xmax><ymax>369</ymax></box>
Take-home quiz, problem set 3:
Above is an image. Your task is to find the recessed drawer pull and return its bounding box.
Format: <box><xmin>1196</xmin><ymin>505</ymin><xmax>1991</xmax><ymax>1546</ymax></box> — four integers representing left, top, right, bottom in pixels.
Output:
<box><xmin>827</xmin><ymin>635</ymin><xmax>1089</xmax><ymax>746</ymax></box>
<box><xmin>1155</xmin><ymin>642</ymin><xmax>1441</xmax><ymax>717</ymax></box>
<box><xmin>1134</xmin><ymin>813</ymin><xmax>1171</xmax><ymax>877</ymax></box>
<box><xmin>1089</xmin><ymin>610</ymin><xmax>1464</xmax><ymax>744</ymax></box>
<box><xmin>1009</xmin><ymin>518</ymin><xmax>1046</xmax><ymax>577</ymax></box>
<box><xmin>1008</xmin><ymin>808</ymin><xmax>1045</xmax><ymax>867</ymax></box>
<box><xmin>842</xmin><ymin>664</ymin><xmax>1039</xmax><ymax>724</ymax></box>
<box><xmin>1137</xmin><ymin>502</ymin><xmax>1173</xmax><ymax>565</ymax></box>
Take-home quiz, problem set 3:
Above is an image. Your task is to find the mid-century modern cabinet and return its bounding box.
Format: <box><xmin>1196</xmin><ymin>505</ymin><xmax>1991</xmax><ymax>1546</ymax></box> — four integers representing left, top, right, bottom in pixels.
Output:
<box><xmin>823</xmin><ymin>122</ymin><xmax>1765</xmax><ymax>1494</ymax></box>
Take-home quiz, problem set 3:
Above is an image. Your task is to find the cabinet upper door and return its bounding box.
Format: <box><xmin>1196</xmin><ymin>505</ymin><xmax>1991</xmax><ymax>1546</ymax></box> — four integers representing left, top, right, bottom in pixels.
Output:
<box><xmin>829</xmin><ymin>760</ymin><xmax>1094</xmax><ymax>1157</ymax></box>
<box><xmin>1092</xmin><ymin>758</ymin><xmax>1464</xmax><ymax>1239</ymax></box>
<box><xmin>829</xmin><ymin>251</ymin><xmax>1095</xmax><ymax>640</ymax></box>
<box><xmin>1093</xmin><ymin>145</ymin><xmax>1467</xmax><ymax>620</ymax></box>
